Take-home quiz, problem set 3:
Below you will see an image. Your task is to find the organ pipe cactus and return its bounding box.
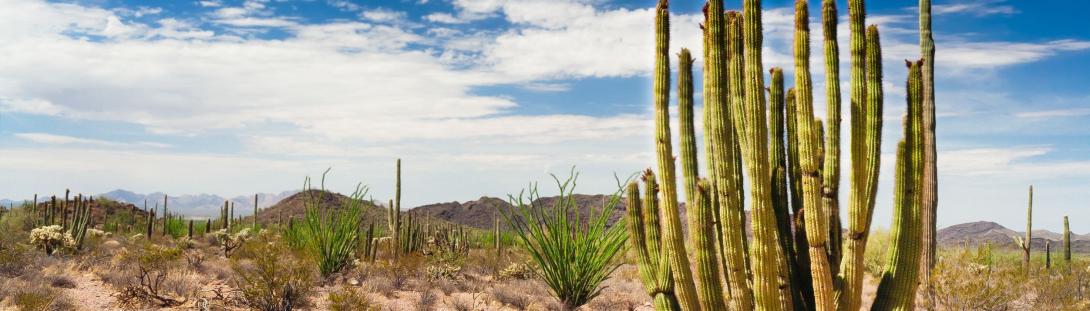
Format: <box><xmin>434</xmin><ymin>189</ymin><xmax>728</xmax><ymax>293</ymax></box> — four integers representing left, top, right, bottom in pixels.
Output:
<box><xmin>390</xmin><ymin>159</ymin><xmax>403</xmax><ymax>258</ymax></box>
<box><xmin>838</xmin><ymin>1</ymin><xmax>885</xmax><ymax>309</ymax></box>
<box><xmin>872</xmin><ymin>58</ymin><xmax>925</xmax><ymax>311</ymax></box>
<box><xmin>70</xmin><ymin>196</ymin><xmax>92</xmax><ymax>250</ymax></box>
<box><xmin>768</xmin><ymin>67</ymin><xmax>803</xmax><ymax>310</ymax></box>
<box><xmin>722</xmin><ymin>11</ymin><xmax>756</xmax><ymax>311</ymax></box>
<box><xmin>678</xmin><ymin>47</ymin><xmax>728</xmax><ymax>310</ymax></box>
<box><xmin>792</xmin><ymin>1</ymin><xmax>835</xmax><ymax>309</ymax></box>
<box><xmin>626</xmin><ymin>172</ymin><xmax>679</xmax><ymax>311</ymax></box>
<box><xmin>627</xmin><ymin>0</ymin><xmax>929</xmax><ymax>310</ymax></box>
<box><xmin>650</xmin><ymin>1</ymin><xmax>700</xmax><ymax>310</ymax></box>
<box><xmin>821</xmin><ymin>0</ymin><xmax>843</xmax><ymax>276</ymax></box>
<box><xmin>162</xmin><ymin>195</ymin><xmax>168</xmax><ymax>236</ymax></box>
<box><xmin>1065</xmin><ymin>216</ymin><xmax>1072</xmax><ymax>262</ymax></box>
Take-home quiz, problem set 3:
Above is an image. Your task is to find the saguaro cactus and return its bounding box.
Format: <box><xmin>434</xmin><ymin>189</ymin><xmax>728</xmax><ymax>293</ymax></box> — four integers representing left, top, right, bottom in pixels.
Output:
<box><xmin>1046</xmin><ymin>240</ymin><xmax>1052</xmax><ymax>269</ymax></box>
<box><xmin>872</xmin><ymin>58</ymin><xmax>925</xmax><ymax>311</ymax></box>
<box><xmin>1065</xmin><ymin>216</ymin><xmax>1072</xmax><ymax>262</ymax></box>
<box><xmin>919</xmin><ymin>0</ymin><xmax>939</xmax><ymax>288</ymax></box>
<box><xmin>162</xmin><ymin>195</ymin><xmax>169</xmax><ymax>236</ymax></box>
<box><xmin>1017</xmin><ymin>185</ymin><xmax>1034</xmax><ymax>270</ymax></box>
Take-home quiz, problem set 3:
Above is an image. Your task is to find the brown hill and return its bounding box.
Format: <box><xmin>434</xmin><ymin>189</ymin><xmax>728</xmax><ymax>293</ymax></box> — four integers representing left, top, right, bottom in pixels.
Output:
<box><xmin>33</xmin><ymin>197</ymin><xmax>150</xmax><ymax>229</ymax></box>
<box><xmin>410</xmin><ymin>194</ymin><xmax>700</xmax><ymax>231</ymax></box>
<box><xmin>253</xmin><ymin>190</ymin><xmax>387</xmax><ymax>227</ymax></box>
<box><xmin>938</xmin><ymin>221</ymin><xmax>1090</xmax><ymax>253</ymax></box>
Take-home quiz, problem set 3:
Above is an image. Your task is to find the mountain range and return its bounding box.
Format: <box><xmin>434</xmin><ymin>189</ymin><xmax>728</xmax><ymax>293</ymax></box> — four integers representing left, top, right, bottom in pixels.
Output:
<box><xmin>96</xmin><ymin>189</ymin><xmax>297</xmax><ymax>218</ymax></box>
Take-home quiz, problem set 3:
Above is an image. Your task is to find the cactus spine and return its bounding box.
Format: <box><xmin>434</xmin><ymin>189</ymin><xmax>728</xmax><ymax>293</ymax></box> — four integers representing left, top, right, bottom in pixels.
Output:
<box><xmin>1065</xmin><ymin>216</ymin><xmax>1072</xmax><ymax>262</ymax></box>
<box><xmin>792</xmin><ymin>2</ymin><xmax>835</xmax><ymax>309</ymax></box>
<box><xmin>650</xmin><ymin>2</ymin><xmax>700</xmax><ymax>309</ymax></box>
<box><xmin>872</xmin><ymin>58</ymin><xmax>925</xmax><ymax>311</ymax></box>
<box><xmin>821</xmin><ymin>0</ymin><xmax>843</xmax><ymax>277</ymax></box>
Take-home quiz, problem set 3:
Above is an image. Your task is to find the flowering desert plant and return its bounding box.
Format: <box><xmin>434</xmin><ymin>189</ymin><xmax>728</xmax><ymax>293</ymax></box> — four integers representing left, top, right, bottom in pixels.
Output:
<box><xmin>211</xmin><ymin>228</ymin><xmax>252</xmax><ymax>257</ymax></box>
<box><xmin>29</xmin><ymin>225</ymin><xmax>76</xmax><ymax>255</ymax></box>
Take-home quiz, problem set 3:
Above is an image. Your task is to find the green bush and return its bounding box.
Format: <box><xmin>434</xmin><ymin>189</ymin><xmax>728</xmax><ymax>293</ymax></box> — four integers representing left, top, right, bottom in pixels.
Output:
<box><xmin>328</xmin><ymin>287</ymin><xmax>375</xmax><ymax>311</ymax></box>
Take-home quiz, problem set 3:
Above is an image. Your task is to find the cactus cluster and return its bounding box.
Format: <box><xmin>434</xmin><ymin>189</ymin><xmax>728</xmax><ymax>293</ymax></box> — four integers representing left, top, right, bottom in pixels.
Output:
<box><xmin>629</xmin><ymin>0</ymin><xmax>937</xmax><ymax>310</ymax></box>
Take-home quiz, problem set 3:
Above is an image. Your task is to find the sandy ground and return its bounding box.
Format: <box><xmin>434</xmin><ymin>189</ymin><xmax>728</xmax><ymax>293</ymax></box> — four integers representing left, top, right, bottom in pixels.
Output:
<box><xmin>63</xmin><ymin>271</ymin><xmax>118</xmax><ymax>311</ymax></box>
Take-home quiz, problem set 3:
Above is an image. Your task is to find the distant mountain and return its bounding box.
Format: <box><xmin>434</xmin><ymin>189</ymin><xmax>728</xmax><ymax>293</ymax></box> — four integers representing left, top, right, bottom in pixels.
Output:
<box><xmin>99</xmin><ymin>189</ymin><xmax>296</xmax><ymax>218</ymax></box>
<box><xmin>409</xmin><ymin>194</ymin><xmax>695</xmax><ymax>231</ymax></box>
<box><xmin>938</xmin><ymin>221</ymin><xmax>1090</xmax><ymax>253</ymax></box>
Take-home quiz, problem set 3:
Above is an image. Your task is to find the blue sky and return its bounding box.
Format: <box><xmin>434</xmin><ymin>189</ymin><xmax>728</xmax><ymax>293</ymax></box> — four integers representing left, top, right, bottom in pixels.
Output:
<box><xmin>0</xmin><ymin>0</ymin><xmax>1087</xmax><ymax>233</ymax></box>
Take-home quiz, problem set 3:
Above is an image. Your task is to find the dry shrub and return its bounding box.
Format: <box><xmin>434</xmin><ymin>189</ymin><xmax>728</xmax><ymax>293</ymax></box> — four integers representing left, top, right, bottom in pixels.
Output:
<box><xmin>446</xmin><ymin>292</ymin><xmax>485</xmax><ymax>311</ymax></box>
<box><xmin>424</xmin><ymin>262</ymin><xmax>462</xmax><ymax>281</ymax></box>
<box><xmin>46</xmin><ymin>275</ymin><xmax>76</xmax><ymax>289</ymax></box>
<box><xmin>232</xmin><ymin>234</ymin><xmax>318</xmax><ymax>311</ymax></box>
<box><xmin>491</xmin><ymin>285</ymin><xmax>533</xmax><ymax>310</ymax></box>
<box><xmin>930</xmin><ymin>246</ymin><xmax>1025</xmax><ymax>311</ymax></box>
<box><xmin>363</xmin><ymin>275</ymin><xmax>396</xmax><ymax>298</ymax></box>
<box><xmin>0</xmin><ymin>242</ymin><xmax>38</xmax><ymax>277</ymax></box>
<box><xmin>115</xmin><ymin>242</ymin><xmax>190</xmax><ymax>307</ymax></box>
<box><xmin>1024</xmin><ymin>262</ymin><xmax>1090</xmax><ymax>310</ymax></box>
<box><xmin>328</xmin><ymin>287</ymin><xmax>376</xmax><ymax>311</ymax></box>
<box><xmin>2</xmin><ymin>277</ymin><xmax>74</xmax><ymax>311</ymax></box>
<box><xmin>497</xmin><ymin>262</ymin><xmax>536</xmax><ymax>281</ymax></box>
<box><xmin>413</xmin><ymin>289</ymin><xmax>439</xmax><ymax>311</ymax></box>
<box><xmin>377</xmin><ymin>254</ymin><xmax>425</xmax><ymax>290</ymax></box>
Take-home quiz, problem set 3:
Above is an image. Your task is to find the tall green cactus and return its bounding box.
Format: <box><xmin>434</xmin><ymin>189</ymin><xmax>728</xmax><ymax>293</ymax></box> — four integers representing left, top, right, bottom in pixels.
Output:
<box><xmin>1018</xmin><ymin>185</ymin><xmax>1033</xmax><ymax>269</ymax></box>
<box><xmin>1065</xmin><ymin>216</ymin><xmax>1072</xmax><ymax>262</ymax></box>
<box><xmin>872</xmin><ymin>58</ymin><xmax>925</xmax><ymax>311</ymax></box>
<box><xmin>792</xmin><ymin>1</ymin><xmax>835</xmax><ymax>309</ymax></box>
<box><xmin>1046</xmin><ymin>240</ymin><xmax>1052</xmax><ymax>269</ymax></box>
<box><xmin>919</xmin><ymin>0</ymin><xmax>939</xmax><ymax>287</ymax></box>
<box><xmin>821</xmin><ymin>0</ymin><xmax>843</xmax><ymax>277</ymax></box>
<box><xmin>722</xmin><ymin>11</ymin><xmax>756</xmax><ymax>311</ymax></box>
<box><xmin>837</xmin><ymin>1</ymin><xmax>885</xmax><ymax>309</ymax></box>
<box><xmin>678</xmin><ymin>47</ymin><xmax>728</xmax><ymax>310</ymax></box>
<box><xmin>626</xmin><ymin>173</ymin><xmax>679</xmax><ymax>311</ymax></box>
<box><xmin>768</xmin><ymin>67</ymin><xmax>803</xmax><ymax>311</ymax></box>
<box><xmin>70</xmin><ymin>196</ymin><xmax>92</xmax><ymax>250</ymax></box>
<box><xmin>390</xmin><ymin>159</ymin><xmax>403</xmax><ymax>258</ymax></box>
<box><xmin>162</xmin><ymin>195</ymin><xmax>168</xmax><ymax>236</ymax></box>
<box><xmin>650</xmin><ymin>1</ymin><xmax>700</xmax><ymax>309</ymax></box>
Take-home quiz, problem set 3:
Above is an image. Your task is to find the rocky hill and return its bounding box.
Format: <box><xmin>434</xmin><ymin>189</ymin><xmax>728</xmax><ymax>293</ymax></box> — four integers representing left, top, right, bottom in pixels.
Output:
<box><xmin>937</xmin><ymin>221</ymin><xmax>1090</xmax><ymax>253</ymax></box>
<box><xmin>99</xmin><ymin>189</ymin><xmax>295</xmax><ymax>218</ymax></box>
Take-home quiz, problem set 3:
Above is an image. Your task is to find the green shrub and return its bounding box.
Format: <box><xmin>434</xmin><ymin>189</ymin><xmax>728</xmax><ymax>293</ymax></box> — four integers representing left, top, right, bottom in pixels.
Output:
<box><xmin>863</xmin><ymin>228</ymin><xmax>891</xmax><ymax>276</ymax></box>
<box><xmin>500</xmin><ymin>171</ymin><xmax>628</xmax><ymax>310</ymax></box>
<box><xmin>233</xmin><ymin>234</ymin><xmax>318</xmax><ymax>311</ymax></box>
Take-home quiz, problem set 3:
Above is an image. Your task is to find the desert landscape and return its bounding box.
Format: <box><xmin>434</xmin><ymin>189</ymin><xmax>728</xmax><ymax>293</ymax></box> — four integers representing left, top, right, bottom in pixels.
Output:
<box><xmin>2</xmin><ymin>0</ymin><xmax>1089</xmax><ymax>310</ymax></box>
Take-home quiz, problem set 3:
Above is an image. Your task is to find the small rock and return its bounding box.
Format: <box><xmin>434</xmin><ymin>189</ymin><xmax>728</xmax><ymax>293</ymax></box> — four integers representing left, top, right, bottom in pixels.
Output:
<box><xmin>348</xmin><ymin>278</ymin><xmax>360</xmax><ymax>286</ymax></box>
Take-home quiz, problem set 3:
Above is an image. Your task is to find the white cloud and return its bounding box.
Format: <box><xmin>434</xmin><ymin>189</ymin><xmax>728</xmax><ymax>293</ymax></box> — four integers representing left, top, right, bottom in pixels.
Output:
<box><xmin>933</xmin><ymin>1</ymin><xmax>1017</xmax><ymax>16</ymax></box>
<box><xmin>15</xmin><ymin>133</ymin><xmax>171</xmax><ymax>149</ymax></box>
<box><xmin>360</xmin><ymin>8</ymin><xmax>407</xmax><ymax>23</ymax></box>
<box><xmin>424</xmin><ymin>13</ymin><xmax>465</xmax><ymax>24</ymax></box>
<box><xmin>1015</xmin><ymin>108</ymin><xmax>1090</xmax><ymax>119</ymax></box>
<box><xmin>198</xmin><ymin>1</ymin><xmax>222</xmax><ymax>8</ymax></box>
<box><xmin>0</xmin><ymin>98</ymin><xmax>63</xmax><ymax>116</ymax></box>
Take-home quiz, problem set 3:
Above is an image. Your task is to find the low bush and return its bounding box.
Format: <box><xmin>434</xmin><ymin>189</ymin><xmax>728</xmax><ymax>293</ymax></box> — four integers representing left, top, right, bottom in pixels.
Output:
<box><xmin>232</xmin><ymin>234</ymin><xmax>318</xmax><ymax>311</ymax></box>
<box><xmin>327</xmin><ymin>287</ymin><xmax>375</xmax><ymax>311</ymax></box>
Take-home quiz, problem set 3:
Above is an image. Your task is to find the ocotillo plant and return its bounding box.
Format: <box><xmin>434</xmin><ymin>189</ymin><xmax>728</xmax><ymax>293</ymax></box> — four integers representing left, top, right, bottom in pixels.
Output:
<box><xmin>291</xmin><ymin>169</ymin><xmax>368</xmax><ymax>276</ymax></box>
<box><xmin>1015</xmin><ymin>186</ymin><xmax>1033</xmax><ymax>270</ymax></box>
<box><xmin>872</xmin><ymin>58</ymin><xmax>925</xmax><ymax>311</ymax></box>
<box><xmin>1065</xmin><ymin>216</ymin><xmax>1072</xmax><ymax>262</ymax></box>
